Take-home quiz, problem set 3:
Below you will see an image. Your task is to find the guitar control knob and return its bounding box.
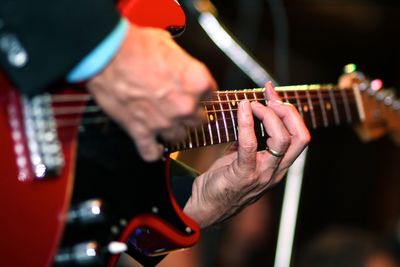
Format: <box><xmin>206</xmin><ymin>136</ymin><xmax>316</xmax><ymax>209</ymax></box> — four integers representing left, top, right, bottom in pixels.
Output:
<box><xmin>54</xmin><ymin>241</ymin><xmax>103</xmax><ymax>266</ymax></box>
<box><xmin>54</xmin><ymin>241</ymin><xmax>127</xmax><ymax>266</ymax></box>
<box><xmin>68</xmin><ymin>199</ymin><xmax>105</xmax><ymax>224</ymax></box>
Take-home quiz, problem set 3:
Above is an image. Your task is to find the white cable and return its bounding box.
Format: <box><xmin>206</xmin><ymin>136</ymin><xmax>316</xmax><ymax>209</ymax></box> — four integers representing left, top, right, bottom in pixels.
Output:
<box><xmin>273</xmin><ymin>147</ymin><xmax>308</xmax><ymax>267</ymax></box>
<box><xmin>197</xmin><ymin>9</ymin><xmax>307</xmax><ymax>267</ymax></box>
<box><xmin>198</xmin><ymin>12</ymin><xmax>278</xmax><ymax>86</ymax></box>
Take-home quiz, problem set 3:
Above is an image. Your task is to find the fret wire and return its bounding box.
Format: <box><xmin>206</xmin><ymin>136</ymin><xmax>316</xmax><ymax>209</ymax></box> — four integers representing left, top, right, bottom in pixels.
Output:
<box><xmin>187</xmin><ymin>127</ymin><xmax>193</xmax><ymax>148</ymax></box>
<box><xmin>226</xmin><ymin>92</ymin><xmax>238</xmax><ymax>141</ymax></box>
<box><xmin>234</xmin><ymin>91</ymin><xmax>240</xmax><ymax>103</ymax></box>
<box><xmin>211</xmin><ymin>102</ymin><xmax>222</xmax><ymax>144</ymax></box>
<box><xmin>203</xmin><ymin>104</ymin><xmax>214</xmax><ymax>145</ymax></box>
<box><xmin>234</xmin><ymin>92</ymin><xmax>240</xmax><ymax>140</ymax></box>
<box><xmin>193</xmin><ymin>127</ymin><xmax>200</xmax><ymax>148</ymax></box>
<box><xmin>317</xmin><ymin>88</ymin><xmax>329</xmax><ymax>127</ymax></box>
<box><xmin>340</xmin><ymin>88</ymin><xmax>352</xmax><ymax>124</ymax></box>
<box><xmin>282</xmin><ymin>90</ymin><xmax>290</xmax><ymax>103</ymax></box>
<box><xmin>305</xmin><ymin>89</ymin><xmax>317</xmax><ymax>129</ymax></box>
<box><xmin>251</xmin><ymin>91</ymin><xmax>265</xmax><ymax>137</ymax></box>
<box><xmin>293</xmin><ymin>90</ymin><xmax>304</xmax><ymax>117</ymax></box>
<box><xmin>327</xmin><ymin>87</ymin><xmax>340</xmax><ymax>125</ymax></box>
<box><xmin>243</xmin><ymin>90</ymin><xmax>249</xmax><ymax>100</ymax></box>
<box><xmin>200</xmin><ymin>121</ymin><xmax>207</xmax><ymax>147</ymax></box>
<box><xmin>346</xmin><ymin>89</ymin><xmax>362</xmax><ymax>122</ymax></box>
<box><xmin>181</xmin><ymin>139</ymin><xmax>187</xmax><ymax>150</ymax></box>
<box><xmin>217</xmin><ymin>93</ymin><xmax>230</xmax><ymax>142</ymax></box>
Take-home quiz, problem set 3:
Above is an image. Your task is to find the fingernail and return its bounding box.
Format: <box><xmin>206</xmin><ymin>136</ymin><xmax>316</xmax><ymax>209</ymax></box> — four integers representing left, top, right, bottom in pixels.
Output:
<box><xmin>275</xmin><ymin>100</ymin><xmax>283</xmax><ymax>104</ymax></box>
<box><xmin>240</xmin><ymin>100</ymin><xmax>250</xmax><ymax>114</ymax></box>
<box><xmin>240</xmin><ymin>99</ymin><xmax>249</xmax><ymax>106</ymax></box>
<box><xmin>266</xmin><ymin>81</ymin><xmax>275</xmax><ymax>91</ymax></box>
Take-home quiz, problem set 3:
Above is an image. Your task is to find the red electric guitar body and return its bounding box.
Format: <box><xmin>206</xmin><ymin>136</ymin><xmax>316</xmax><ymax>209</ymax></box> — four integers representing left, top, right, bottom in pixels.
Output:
<box><xmin>0</xmin><ymin>1</ymin><xmax>197</xmax><ymax>267</ymax></box>
<box><xmin>3</xmin><ymin>1</ymin><xmax>400</xmax><ymax>266</ymax></box>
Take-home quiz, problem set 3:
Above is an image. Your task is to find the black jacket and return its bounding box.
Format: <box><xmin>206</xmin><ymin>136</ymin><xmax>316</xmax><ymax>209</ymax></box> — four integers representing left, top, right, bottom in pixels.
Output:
<box><xmin>0</xmin><ymin>0</ymin><xmax>120</xmax><ymax>95</ymax></box>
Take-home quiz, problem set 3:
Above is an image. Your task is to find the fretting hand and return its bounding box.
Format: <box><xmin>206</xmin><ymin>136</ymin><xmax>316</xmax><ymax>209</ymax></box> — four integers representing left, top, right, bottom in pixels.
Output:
<box><xmin>184</xmin><ymin>82</ymin><xmax>310</xmax><ymax>228</ymax></box>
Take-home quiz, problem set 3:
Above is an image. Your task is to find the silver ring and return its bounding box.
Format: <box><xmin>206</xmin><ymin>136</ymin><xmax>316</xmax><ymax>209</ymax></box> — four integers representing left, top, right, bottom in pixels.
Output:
<box><xmin>265</xmin><ymin>146</ymin><xmax>285</xmax><ymax>157</ymax></box>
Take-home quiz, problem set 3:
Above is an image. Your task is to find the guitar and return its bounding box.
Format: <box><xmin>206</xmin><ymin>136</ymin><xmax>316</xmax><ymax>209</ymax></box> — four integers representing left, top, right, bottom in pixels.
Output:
<box><xmin>1</xmin><ymin>2</ymin><xmax>400</xmax><ymax>267</ymax></box>
<box><xmin>0</xmin><ymin>0</ymin><xmax>188</xmax><ymax>267</ymax></box>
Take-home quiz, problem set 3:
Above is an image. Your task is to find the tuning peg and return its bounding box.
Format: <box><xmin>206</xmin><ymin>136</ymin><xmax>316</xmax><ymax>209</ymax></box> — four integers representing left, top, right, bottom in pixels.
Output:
<box><xmin>343</xmin><ymin>63</ymin><xmax>358</xmax><ymax>74</ymax></box>
<box><xmin>371</xmin><ymin>79</ymin><xmax>383</xmax><ymax>91</ymax></box>
<box><xmin>393</xmin><ymin>100</ymin><xmax>400</xmax><ymax>111</ymax></box>
<box><xmin>67</xmin><ymin>199</ymin><xmax>106</xmax><ymax>225</ymax></box>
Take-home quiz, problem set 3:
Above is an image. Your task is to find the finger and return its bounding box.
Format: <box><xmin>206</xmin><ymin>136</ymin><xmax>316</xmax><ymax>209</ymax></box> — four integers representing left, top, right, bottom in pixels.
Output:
<box><xmin>160</xmin><ymin>123</ymin><xmax>187</xmax><ymax>143</ymax></box>
<box><xmin>182</xmin><ymin>59</ymin><xmax>217</xmax><ymax>98</ymax></box>
<box><xmin>237</xmin><ymin>100</ymin><xmax>257</xmax><ymax>173</ymax></box>
<box><xmin>162</xmin><ymin>92</ymin><xmax>199</xmax><ymax>118</ymax></box>
<box><xmin>267</xmin><ymin>99</ymin><xmax>311</xmax><ymax>167</ymax></box>
<box><xmin>264</xmin><ymin>81</ymin><xmax>281</xmax><ymax>102</ymax></box>
<box><xmin>251</xmin><ymin>101</ymin><xmax>291</xmax><ymax>158</ymax></box>
<box><xmin>126</xmin><ymin>125</ymin><xmax>163</xmax><ymax>162</ymax></box>
<box><xmin>251</xmin><ymin>101</ymin><xmax>292</xmax><ymax>186</ymax></box>
<box><xmin>180</xmin><ymin>106</ymin><xmax>204</xmax><ymax>128</ymax></box>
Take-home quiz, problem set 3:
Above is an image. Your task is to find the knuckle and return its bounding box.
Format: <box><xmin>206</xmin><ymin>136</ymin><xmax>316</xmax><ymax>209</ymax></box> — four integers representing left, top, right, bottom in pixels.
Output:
<box><xmin>187</xmin><ymin>62</ymin><xmax>215</xmax><ymax>93</ymax></box>
<box><xmin>298</xmin><ymin>130</ymin><xmax>311</xmax><ymax>146</ymax></box>
<box><xmin>241</xmin><ymin>141</ymin><xmax>257</xmax><ymax>154</ymax></box>
<box><xmin>178</xmin><ymin>100</ymin><xmax>197</xmax><ymax>116</ymax></box>
<box><xmin>158</xmin><ymin>119</ymin><xmax>173</xmax><ymax>130</ymax></box>
<box><xmin>276</xmin><ymin>132</ymin><xmax>291</xmax><ymax>147</ymax></box>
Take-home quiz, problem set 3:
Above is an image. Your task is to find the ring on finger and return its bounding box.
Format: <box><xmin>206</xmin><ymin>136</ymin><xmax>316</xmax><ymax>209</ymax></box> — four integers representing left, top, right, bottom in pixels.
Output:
<box><xmin>265</xmin><ymin>146</ymin><xmax>285</xmax><ymax>157</ymax></box>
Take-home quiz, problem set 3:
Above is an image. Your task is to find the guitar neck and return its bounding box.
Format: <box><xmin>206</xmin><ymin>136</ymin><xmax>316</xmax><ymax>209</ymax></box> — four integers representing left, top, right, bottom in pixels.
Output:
<box><xmin>165</xmin><ymin>84</ymin><xmax>363</xmax><ymax>152</ymax></box>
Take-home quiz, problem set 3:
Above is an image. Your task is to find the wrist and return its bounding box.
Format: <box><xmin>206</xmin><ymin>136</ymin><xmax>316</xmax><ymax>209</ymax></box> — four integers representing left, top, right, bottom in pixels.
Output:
<box><xmin>183</xmin><ymin>174</ymin><xmax>222</xmax><ymax>228</ymax></box>
<box><xmin>67</xmin><ymin>17</ymin><xmax>129</xmax><ymax>83</ymax></box>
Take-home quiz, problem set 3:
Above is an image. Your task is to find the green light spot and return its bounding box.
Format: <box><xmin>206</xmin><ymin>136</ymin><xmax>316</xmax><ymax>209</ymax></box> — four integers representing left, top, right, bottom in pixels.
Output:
<box><xmin>344</xmin><ymin>63</ymin><xmax>357</xmax><ymax>74</ymax></box>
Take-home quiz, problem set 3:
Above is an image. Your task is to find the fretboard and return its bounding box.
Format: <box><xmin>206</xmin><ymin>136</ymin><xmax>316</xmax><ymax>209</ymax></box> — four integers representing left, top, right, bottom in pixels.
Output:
<box><xmin>165</xmin><ymin>84</ymin><xmax>362</xmax><ymax>152</ymax></box>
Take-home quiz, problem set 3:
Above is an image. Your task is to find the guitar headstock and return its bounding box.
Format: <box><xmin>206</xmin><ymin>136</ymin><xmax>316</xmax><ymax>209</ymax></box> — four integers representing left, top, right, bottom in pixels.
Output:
<box><xmin>339</xmin><ymin>64</ymin><xmax>400</xmax><ymax>145</ymax></box>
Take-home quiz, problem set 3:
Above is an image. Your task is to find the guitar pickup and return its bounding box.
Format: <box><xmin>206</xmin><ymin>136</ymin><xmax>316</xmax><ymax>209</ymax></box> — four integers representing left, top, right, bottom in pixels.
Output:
<box><xmin>22</xmin><ymin>93</ymin><xmax>64</xmax><ymax>179</ymax></box>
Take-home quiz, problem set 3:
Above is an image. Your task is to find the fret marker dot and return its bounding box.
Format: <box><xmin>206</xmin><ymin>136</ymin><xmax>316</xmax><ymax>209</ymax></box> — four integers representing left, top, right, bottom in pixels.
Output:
<box><xmin>231</xmin><ymin>101</ymin><xmax>236</xmax><ymax>106</ymax></box>
<box><xmin>326</xmin><ymin>102</ymin><xmax>332</xmax><ymax>110</ymax></box>
<box><xmin>209</xmin><ymin>115</ymin><xmax>214</xmax><ymax>121</ymax></box>
<box><xmin>303</xmin><ymin>105</ymin><xmax>309</xmax><ymax>112</ymax></box>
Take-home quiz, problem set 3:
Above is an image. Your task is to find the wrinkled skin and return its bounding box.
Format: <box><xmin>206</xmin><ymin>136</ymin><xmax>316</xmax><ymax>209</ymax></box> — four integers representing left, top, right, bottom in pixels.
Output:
<box><xmin>184</xmin><ymin>82</ymin><xmax>311</xmax><ymax>228</ymax></box>
<box><xmin>87</xmin><ymin>22</ymin><xmax>216</xmax><ymax>162</ymax></box>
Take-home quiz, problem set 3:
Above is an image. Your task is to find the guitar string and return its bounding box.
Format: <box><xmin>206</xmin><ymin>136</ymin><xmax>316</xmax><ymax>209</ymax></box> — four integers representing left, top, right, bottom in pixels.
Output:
<box><xmin>54</xmin><ymin>101</ymin><xmax>358</xmax><ymax>129</ymax></box>
<box><xmin>50</xmin><ymin>95</ymin><xmax>358</xmax><ymax>116</ymax></box>
<box><xmin>53</xmin><ymin>99</ymin><xmax>357</xmax><ymax>122</ymax></box>
<box><xmin>47</xmin><ymin>83</ymin><xmax>349</xmax><ymax>98</ymax></box>
<box><xmin>47</xmin><ymin>86</ymin><xmax>353</xmax><ymax>104</ymax></box>
<box><xmin>49</xmin><ymin>90</ymin><xmax>355</xmax><ymax>105</ymax></box>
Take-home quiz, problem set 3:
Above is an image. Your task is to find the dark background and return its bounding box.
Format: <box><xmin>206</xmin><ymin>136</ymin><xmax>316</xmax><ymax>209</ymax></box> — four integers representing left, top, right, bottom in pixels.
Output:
<box><xmin>176</xmin><ymin>0</ymin><xmax>400</xmax><ymax>266</ymax></box>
